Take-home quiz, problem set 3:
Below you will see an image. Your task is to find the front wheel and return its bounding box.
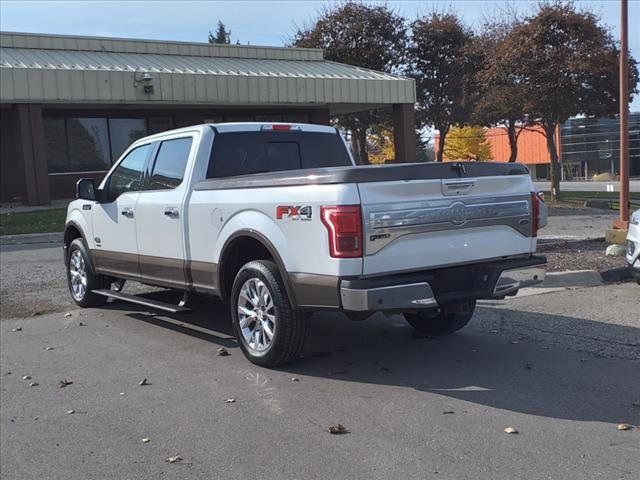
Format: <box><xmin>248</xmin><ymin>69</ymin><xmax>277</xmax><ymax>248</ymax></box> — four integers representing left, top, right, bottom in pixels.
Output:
<box><xmin>403</xmin><ymin>299</ymin><xmax>476</xmax><ymax>335</ymax></box>
<box><xmin>230</xmin><ymin>260</ymin><xmax>307</xmax><ymax>367</ymax></box>
<box><xmin>66</xmin><ymin>238</ymin><xmax>108</xmax><ymax>308</ymax></box>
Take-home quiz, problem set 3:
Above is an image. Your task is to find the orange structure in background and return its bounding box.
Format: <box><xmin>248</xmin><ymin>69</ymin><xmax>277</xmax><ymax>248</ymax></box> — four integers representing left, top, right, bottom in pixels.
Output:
<box><xmin>484</xmin><ymin>126</ymin><xmax>551</xmax><ymax>164</ymax></box>
<box><xmin>434</xmin><ymin>125</ymin><xmax>564</xmax><ymax>178</ymax></box>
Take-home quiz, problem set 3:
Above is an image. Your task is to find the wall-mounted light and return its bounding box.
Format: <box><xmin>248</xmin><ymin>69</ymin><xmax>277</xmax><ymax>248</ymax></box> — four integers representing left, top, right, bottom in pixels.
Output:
<box><xmin>134</xmin><ymin>72</ymin><xmax>154</xmax><ymax>95</ymax></box>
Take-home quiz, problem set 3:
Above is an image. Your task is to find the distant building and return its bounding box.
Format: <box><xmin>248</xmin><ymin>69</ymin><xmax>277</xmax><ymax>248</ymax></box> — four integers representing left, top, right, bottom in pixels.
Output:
<box><xmin>436</xmin><ymin>113</ymin><xmax>640</xmax><ymax>179</ymax></box>
<box><xmin>0</xmin><ymin>32</ymin><xmax>416</xmax><ymax>205</ymax></box>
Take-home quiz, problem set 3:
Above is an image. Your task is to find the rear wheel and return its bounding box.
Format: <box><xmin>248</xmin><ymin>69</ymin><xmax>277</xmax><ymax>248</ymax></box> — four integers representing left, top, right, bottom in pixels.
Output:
<box><xmin>403</xmin><ymin>299</ymin><xmax>476</xmax><ymax>335</ymax></box>
<box><xmin>230</xmin><ymin>260</ymin><xmax>307</xmax><ymax>367</ymax></box>
<box><xmin>66</xmin><ymin>238</ymin><xmax>108</xmax><ymax>307</ymax></box>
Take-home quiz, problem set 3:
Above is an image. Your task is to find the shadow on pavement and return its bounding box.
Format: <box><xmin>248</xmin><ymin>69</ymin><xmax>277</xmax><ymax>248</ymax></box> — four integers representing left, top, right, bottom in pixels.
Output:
<box><xmin>102</xmin><ymin>290</ymin><xmax>640</xmax><ymax>425</ymax></box>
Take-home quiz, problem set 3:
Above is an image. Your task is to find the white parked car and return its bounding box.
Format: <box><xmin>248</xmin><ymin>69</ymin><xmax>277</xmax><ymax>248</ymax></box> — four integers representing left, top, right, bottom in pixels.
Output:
<box><xmin>626</xmin><ymin>209</ymin><xmax>640</xmax><ymax>284</ymax></box>
<box><xmin>64</xmin><ymin>123</ymin><xmax>547</xmax><ymax>366</ymax></box>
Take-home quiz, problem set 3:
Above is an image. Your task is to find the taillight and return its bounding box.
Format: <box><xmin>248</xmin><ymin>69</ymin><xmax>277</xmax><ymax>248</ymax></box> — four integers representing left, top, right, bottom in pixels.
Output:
<box><xmin>531</xmin><ymin>192</ymin><xmax>540</xmax><ymax>237</ymax></box>
<box><xmin>320</xmin><ymin>205</ymin><xmax>363</xmax><ymax>258</ymax></box>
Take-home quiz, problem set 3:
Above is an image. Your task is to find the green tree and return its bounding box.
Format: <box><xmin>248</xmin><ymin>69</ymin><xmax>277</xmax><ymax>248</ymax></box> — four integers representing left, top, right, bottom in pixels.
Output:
<box><xmin>501</xmin><ymin>2</ymin><xmax>638</xmax><ymax>199</ymax></box>
<box><xmin>291</xmin><ymin>2</ymin><xmax>407</xmax><ymax>164</ymax></box>
<box><xmin>209</xmin><ymin>21</ymin><xmax>231</xmax><ymax>44</ymax></box>
<box><xmin>472</xmin><ymin>17</ymin><xmax>532</xmax><ymax>162</ymax></box>
<box><xmin>443</xmin><ymin>125</ymin><xmax>492</xmax><ymax>161</ymax></box>
<box><xmin>408</xmin><ymin>13</ymin><xmax>479</xmax><ymax>162</ymax></box>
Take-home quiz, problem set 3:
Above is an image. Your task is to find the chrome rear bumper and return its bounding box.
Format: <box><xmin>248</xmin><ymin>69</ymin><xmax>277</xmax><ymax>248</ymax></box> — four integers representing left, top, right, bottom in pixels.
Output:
<box><xmin>340</xmin><ymin>260</ymin><xmax>547</xmax><ymax>312</ymax></box>
<box><xmin>493</xmin><ymin>265</ymin><xmax>546</xmax><ymax>296</ymax></box>
<box><xmin>341</xmin><ymin>282</ymin><xmax>437</xmax><ymax>311</ymax></box>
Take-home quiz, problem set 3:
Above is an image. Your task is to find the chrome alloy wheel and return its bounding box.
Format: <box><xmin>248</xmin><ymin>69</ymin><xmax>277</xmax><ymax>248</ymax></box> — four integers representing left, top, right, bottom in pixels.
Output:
<box><xmin>237</xmin><ymin>278</ymin><xmax>276</xmax><ymax>352</ymax></box>
<box><xmin>69</xmin><ymin>249</ymin><xmax>88</xmax><ymax>301</ymax></box>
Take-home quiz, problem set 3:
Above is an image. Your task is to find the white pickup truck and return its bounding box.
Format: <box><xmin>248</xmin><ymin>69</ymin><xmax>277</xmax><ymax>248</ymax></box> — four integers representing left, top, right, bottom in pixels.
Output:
<box><xmin>64</xmin><ymin>123</ymin><xmax>547</xmax><ymax>366</ymax></box>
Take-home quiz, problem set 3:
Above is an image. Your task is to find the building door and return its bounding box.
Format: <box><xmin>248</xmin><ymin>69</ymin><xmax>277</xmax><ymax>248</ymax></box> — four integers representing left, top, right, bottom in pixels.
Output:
<box><xmin>91</xmin><ymin>143</ymin><xmax>153</xmax><ymax>278</ymax></box>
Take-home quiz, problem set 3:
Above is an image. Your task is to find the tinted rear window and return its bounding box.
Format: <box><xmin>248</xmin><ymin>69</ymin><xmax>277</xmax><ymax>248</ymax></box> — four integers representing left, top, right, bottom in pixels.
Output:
<box><xmin>207</xmin><ymin>131</ymin><xmax>352</xmax><ymax>178</ymax></box>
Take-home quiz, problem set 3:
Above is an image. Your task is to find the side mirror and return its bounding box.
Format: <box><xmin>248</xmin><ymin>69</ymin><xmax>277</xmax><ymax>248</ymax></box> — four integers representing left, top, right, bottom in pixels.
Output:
<box><xmin>76</xmin><ymin>178</ymin><xmax>96</xmax><ymax>201</ymax></box>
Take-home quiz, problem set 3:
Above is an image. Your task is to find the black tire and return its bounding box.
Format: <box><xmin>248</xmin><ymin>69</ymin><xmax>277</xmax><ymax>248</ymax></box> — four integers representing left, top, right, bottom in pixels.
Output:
<box><xmin>403</xmin><ymin>299</ymin><xmax>476</xmax><ymax>335</ymax></box>
<box><xmin>66</xmin><ymin>238</ymin><xmax>108</xmax><ymax>308</ymax></box>
<box><xmin>230</xmin><ymin>260</ymin><xmax>306</xmax><ymax>367</ymax></box>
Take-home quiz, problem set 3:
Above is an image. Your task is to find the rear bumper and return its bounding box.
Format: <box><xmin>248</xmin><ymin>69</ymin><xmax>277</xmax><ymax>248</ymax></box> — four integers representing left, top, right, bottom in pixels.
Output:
<box><xmin>339</xmin><ymin>256</ymin><xmax>547</xmax><ymax>312</ymax></box>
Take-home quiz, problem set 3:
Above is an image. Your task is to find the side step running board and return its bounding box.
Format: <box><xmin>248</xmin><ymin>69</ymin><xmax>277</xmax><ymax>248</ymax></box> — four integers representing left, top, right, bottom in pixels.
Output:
<box><xmin>92</xmin><ymin>289</ymin><xmax>190</xmax><ymax>313</ymax></box>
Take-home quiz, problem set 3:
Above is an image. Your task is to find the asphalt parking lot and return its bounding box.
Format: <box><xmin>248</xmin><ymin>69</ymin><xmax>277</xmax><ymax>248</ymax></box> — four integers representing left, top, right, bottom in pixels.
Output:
<box><xmin>1</xmin><ymin>242</ymin><xmax>639</xmax><ymax>480</ymax></box>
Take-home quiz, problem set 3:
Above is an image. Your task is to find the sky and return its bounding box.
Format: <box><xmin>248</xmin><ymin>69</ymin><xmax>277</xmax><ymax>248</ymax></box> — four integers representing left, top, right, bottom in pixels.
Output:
<box><xmin>1</xmin><ymin>0</ymin><xmax>639</xmax><ymax>110</ymax></box>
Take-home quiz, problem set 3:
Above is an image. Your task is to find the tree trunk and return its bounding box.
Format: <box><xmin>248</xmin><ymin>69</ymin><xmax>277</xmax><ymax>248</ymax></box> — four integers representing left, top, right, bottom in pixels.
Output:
<box><xmin>507</xmin><ymin>121</ymin><xmax>518</xmax><ymax>163</ymax></box>
<box><xmin>357</xmin><ymin>128</ymin><xmax>369</xmax><ymax>165</ymax></box>
<box><xmin>544</xmin><ymin>123</ymin><xmax>561</xmax><ymax>201</ymax></box>
<box><xmin>436</xmin><ymin>125</ymin><xmax>449</xmax><ymax>162</ymax></box>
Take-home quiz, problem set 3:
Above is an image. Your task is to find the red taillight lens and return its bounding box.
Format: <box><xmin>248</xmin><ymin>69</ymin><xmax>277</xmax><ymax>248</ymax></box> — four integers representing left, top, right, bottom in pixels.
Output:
<box><xmin>531</xmin><ymin>192</ymin><xmax>540</xmax><ymax>237</ymax></box>
<box><xmin>320</xmin><ymin>205</ymin><xmax>363</xmax><ymax>258</ymax></box>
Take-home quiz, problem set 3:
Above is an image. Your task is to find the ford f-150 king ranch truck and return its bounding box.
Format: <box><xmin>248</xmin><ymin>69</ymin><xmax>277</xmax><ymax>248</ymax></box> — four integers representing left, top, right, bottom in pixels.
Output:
<box><xmin>64</xmin><ymin>123</ymin><xmax>547</xmax><ymax>366</ymax></box>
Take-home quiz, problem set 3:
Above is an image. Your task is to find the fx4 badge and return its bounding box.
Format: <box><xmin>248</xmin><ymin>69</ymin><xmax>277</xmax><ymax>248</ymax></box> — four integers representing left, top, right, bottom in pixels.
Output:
<box><xmin>276</xmin><ymin>205</ymin><xmax>312</xmax><ymax>221</ymax></box>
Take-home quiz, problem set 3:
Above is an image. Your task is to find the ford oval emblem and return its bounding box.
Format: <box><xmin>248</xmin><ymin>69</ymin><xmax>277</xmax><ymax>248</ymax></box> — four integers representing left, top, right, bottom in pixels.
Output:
<box><xmin>450</xmin><ymin>202</ymin><xmax>468</xmax><ymax>225</ymax></box>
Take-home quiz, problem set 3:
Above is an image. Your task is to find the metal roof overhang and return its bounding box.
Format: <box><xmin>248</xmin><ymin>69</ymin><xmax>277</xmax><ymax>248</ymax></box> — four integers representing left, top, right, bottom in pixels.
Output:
<box><xmin>0</xmin><ymin>46</ymin><xmax>415</xmax><ymax>112</ymax></box>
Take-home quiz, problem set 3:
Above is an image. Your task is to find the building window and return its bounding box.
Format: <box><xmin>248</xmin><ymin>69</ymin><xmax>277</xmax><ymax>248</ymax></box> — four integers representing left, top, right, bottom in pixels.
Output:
<box><xmin>66</xmin><ymin>118</ymin><xmax>110</xmax><ymax>172</ymax></box>
<box><xmin>109</xmin><ymin>118</ymin><xmax>147</xmax><ymax>161</ymax></box>
<box><xmin>43</xmin><ymin>114</ymin><xmax>175</xmax><ymax>174</ymax></box>
<box><xmin>43</xmin><ymin>117</ymin><xmax>68</xmax><ymax>173</ymax></box>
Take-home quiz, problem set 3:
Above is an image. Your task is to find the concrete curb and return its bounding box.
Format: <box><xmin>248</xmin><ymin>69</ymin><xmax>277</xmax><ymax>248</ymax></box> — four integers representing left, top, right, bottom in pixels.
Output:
<box><xmin>516</xmin><ymin>267</ymin><xmax>631</xmax><ymax>298</ymax></box>
<box><xmin>0</xmin><ymin>231</ymin><xmax>63</xmax><ymax>246</ymax></box>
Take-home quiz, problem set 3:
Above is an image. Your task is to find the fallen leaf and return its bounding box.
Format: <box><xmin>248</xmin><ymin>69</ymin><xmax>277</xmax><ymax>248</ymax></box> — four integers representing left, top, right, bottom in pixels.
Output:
<box><xmin>22</xmin><ymin>375</ymin><xmax>32</xmax><ymax>380</ymax></box>
<box><xmin>11</xmin><ymin>327</ymin><xmax>22</xmax><ymax>332</ymax></box>
<box><xmin>291</xmin><ymin>377</ymin><xmax>300</xmax><ymax>382</ymax></box>
<box><xmin>139</xmin><ymin>378</ymin><xmax>150</xmax><ymax>386</ymax></box>
<box><xmin>29</xmin><ymin>382</ymin><xmax>39</xmax><ymax>387</ymax></box>
<box><xmin>442</xmin><ymin>411</ymin><xmax>455</xmax><ymax>415</ymax></box>
<box><xmin>119</xmin><ymin>392</ymin><xmax>125</xmax><ymax>396</ymax></box>
<box><xmin>64</xmin><ymin>313</ymin><xmax>72</xmax><ymax>318</ymax></box>
<box><xmin>141</xmin><ymin>438</ymin><xmax>150</xmax><ymax>443</ymax></box>
<box><xmin>328</xmin><ymin>424</ymin><xmax>348</xmax><ymax>434</ymax></box>
<box><xmin>67</xmin><ymin>410</ymin><xmax>75</xmax><ymax>415</ymax></box>
<box><xmin>217</xmin><ymin>347</ymin><xmax>230</xmax><ymax>356</ymax></box>
<box><xmin>166</xmin><ymin>454</ymin><xmax>182</xmax><ymax>464</ymax></box>
<box><xmin>503</xmin><ymin>427</ymin><xmax>519</xmax><ymax>434</ymax></box>
<box><xmin>78</xmin><ymin>322</ymin><xmax>86</xmax><ymax>326</ymax></box>
<box><xmin>225</xmin><ymin>398</ymin><xmax>236</xmax><ymax>403</ymax></box>
<box><xmin>44</xmin><ymin>347</ymin><xmax>54</xmax><ymax>351</ymax></box>
<box><xmin>59</xmin><ymin>379</ymin><xmax>73</xmax><ymax>388</ymax></box>
<box><xmin>617</xmin><ymin>423</ymin><xmax>633</xmax><ymax>431</ymax></box>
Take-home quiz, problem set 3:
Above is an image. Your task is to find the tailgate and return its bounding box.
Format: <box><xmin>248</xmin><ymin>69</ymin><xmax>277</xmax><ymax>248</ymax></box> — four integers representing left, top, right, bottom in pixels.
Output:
<box><xmin>359</xmin><ymin>173</ymin><xmax>536</xmax><ymax>276</ymax></box>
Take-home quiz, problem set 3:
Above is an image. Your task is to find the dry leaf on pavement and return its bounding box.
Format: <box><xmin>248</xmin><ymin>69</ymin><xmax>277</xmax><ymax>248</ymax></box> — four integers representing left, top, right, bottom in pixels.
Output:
<box><xmin>225</xmin><ymin>398</ymin><xmax>236</xmax><ymax>403</ymax></box>
<box><xmin>59</xmin><ymin>379</ymin><xmax>73</xmax><ymax>388</ymax></box>
<box><xmin>11</xmin><ymin>327</ymin><xmax>22</xmax><ymax>332</ymax></box>
<box><xmin>617</xmin><ymin>423</ymin><xmax>633</xmax><ymax>431</ymax></box>
<box><xmin>166</xmin><ymin>454</ymin><xmax>183</xmax><ymax>463</ymax></box>
<box><xmin>217</xmin><ymin>347</ymin><xmax>230</xmax><ymax>356</ymax></box>
<box><xmin>328</xmin><ymin>424</ymin><xmax>348</xmax><ymax>434</ymax></box>
<box><xmin>503</xmin><ymin>427</ymin><xmax>519</xmax><ymax>434</ymax></box>
<box><xmin>139</xmin><ymin>378</ymin><xmax>150</xmax><ymax>386</ymax></box>
<box><xmin>141</xmin><ymin>438</ymin><xmax>150</xmax><ymax>443</ymax></box>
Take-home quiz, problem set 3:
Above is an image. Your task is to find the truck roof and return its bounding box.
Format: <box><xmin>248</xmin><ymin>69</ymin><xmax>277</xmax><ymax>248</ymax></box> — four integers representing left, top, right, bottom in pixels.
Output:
<box><xmin>134</xmin><ymin>122</ymin><xmax>337</xmax><ymax>145</ymax></box>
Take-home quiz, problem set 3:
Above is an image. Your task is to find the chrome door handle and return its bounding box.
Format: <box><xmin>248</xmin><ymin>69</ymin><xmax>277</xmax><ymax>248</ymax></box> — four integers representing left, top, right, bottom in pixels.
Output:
<box><xmin>164</xmin><ymin>208</ymin><xmax>180</xmax><ymax>219</ymax></box>
<box><xmin>121</xmin><ymin>207</ymin><xmax>134</xmax><ymax>218</ymax></box>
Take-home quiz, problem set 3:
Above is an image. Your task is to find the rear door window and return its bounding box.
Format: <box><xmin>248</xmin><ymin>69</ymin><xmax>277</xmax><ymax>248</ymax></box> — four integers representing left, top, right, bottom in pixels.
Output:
<box><xmin>207</xmin><ymin>131</ymin><xmax>351</xmax><ymax>178</ymax></box>
<box><xmin>147</xmin><ymin>137</ymin><xmax>193</xmax><ymax>190</ymax></box>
